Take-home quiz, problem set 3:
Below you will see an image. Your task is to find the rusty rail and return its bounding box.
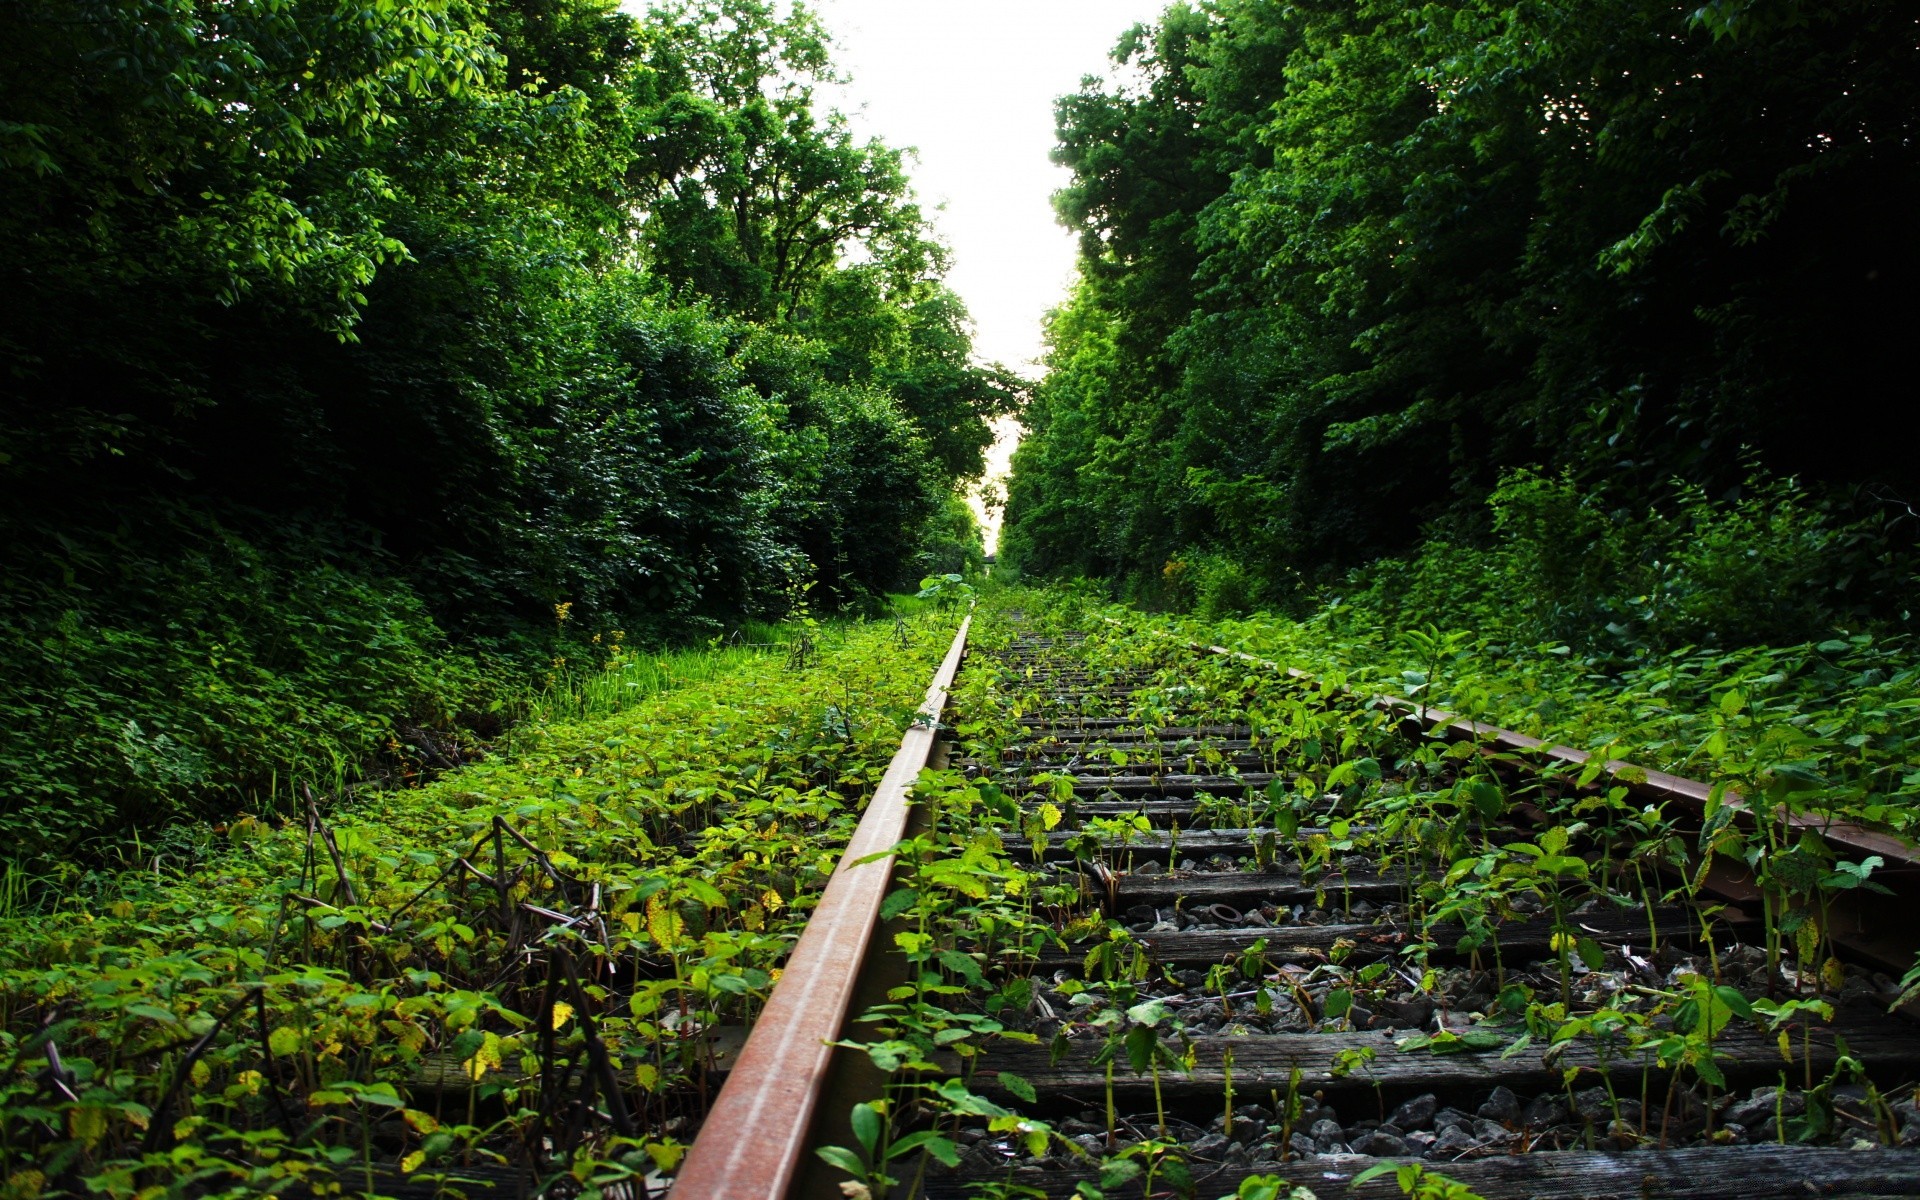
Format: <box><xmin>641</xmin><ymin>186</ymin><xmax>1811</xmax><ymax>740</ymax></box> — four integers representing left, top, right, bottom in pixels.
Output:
<box><xmin>671</xmin><ymin>613</ymin><xmax>972</xmax><ymax>1200</ymax></box>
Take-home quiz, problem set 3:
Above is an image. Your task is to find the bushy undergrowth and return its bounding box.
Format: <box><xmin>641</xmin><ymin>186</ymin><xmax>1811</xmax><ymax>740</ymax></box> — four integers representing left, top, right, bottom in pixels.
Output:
<box><xmin>0</xmin><ymin>508</ymin><xmax>517</xmax><ymax>870</ymax></box>
<box><xmin>0</xmin><ymin>611</ymin><xmax>958</xmax><ymax>1197</ymax></box>
<box><xmin>1336</xmin><ymin>471</ymin><xmax>1911</xmax><ymax>654</ymax></box>
<box><xmin>1014</xmin><ymin>473</ymin><xmax>1920</xmax><ymax>837</ymax></box>
<box><xmin>1041</xmin><ymin>573</ymin><xmax>1920</xmax><ymax>840</ymax></box>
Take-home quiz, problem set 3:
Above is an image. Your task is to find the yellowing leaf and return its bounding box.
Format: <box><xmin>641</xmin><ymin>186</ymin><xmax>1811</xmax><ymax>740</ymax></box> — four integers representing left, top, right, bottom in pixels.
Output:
<box><xmin>550</xmin><ymin>1002</ymin><xmax>574</xmax><ymax>1030</ymax></box>
<box><xmin>67</xmin><ymin>1107</ymin><xmax>108</xmax><ymax>1146</ymax></box>
<box><xmin>400</xmin><ymin>1151</ymin><xmax>426</xmax><ymax>1174</ymax></box>
<box><xmin>268</xmin><ymin>1026</ymin><xmax>301</xmax><ymax>1057</ymax></box>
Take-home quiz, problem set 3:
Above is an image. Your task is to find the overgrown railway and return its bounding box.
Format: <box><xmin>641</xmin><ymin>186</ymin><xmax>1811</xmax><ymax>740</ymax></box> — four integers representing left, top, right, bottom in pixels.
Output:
<box><xmin>675</xmin><ymin>614</ymin><xmax>1920</xmax><ymax>1200</ymax></box>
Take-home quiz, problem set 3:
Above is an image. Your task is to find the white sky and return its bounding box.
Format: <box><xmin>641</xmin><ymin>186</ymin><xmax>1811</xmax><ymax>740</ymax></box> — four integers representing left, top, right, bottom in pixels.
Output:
<box><xmin>810</xmin><ymin>0</ymin><xmax>1168</xmax><ymax>549</ymax></box>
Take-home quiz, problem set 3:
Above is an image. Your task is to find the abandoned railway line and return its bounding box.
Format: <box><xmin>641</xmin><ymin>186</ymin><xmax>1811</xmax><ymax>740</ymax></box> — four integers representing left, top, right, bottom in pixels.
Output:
<box><xmin>675</xmin><ymin>613</ymin><xmax>1920</xmax><ymax>1200</ymax></box>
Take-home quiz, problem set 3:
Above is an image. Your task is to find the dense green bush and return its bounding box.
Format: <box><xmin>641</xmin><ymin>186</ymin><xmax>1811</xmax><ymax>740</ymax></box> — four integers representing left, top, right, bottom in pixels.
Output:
<box><xmin>0</xmin><ymin>507</ymin><xmax>509</xmax><ymax>864</ymax></box>
<box><xmin>0</xmin><ymin>0</ymin><xmax>1016</xmax><ymax>863</ymax></box>
<box><xmin>1003</xmin><ymin>0</ymin><xmax>1918</xmax><ymax>600</ymax></box>
<box><xmin>1332</xmin><ymin>471</ymin><xmax>1910</xmax><ymax>655</ymax></box>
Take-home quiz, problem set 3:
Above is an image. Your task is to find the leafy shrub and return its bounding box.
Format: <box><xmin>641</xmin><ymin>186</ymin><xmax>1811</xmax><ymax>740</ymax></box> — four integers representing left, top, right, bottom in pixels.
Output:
<box><xmin>1334</xmin><ymin>469</ymin><xmax>1908</xmax><ymax>654</ymax></box>
<box><xmin>0</xmin><ymin>506</ymin><xmax>511</xmax><ymax>867</ymax></box>
<box><xmin>914</xmin><ymin>494</ymin><xmax>987</xmax><ymax>581</ymax></box>
<box><xmin>0</xmin><ymin>612</ymin><xmax>957</xmax><ymax>1191</ymax></box>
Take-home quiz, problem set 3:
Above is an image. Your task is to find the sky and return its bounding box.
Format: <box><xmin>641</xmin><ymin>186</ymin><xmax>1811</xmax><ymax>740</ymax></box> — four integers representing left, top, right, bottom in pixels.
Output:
<box><xmin>806</xmin><ymin>0</ymin><xmax>1171</xmax><ymax>550</ymax></box>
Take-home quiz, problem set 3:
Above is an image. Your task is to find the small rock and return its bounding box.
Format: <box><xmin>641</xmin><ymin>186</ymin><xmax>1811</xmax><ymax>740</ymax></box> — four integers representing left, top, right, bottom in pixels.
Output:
<box><xmin>1124</xmin><ymin>904</ymin><xmax>1156</xmax><ymax>924</ymax></box>
<box><xmin>1724</xmin><ymin>1087</ymin><xmax>1803</xmax><ymax>1129</ymax></box>
<box><xmin>1224</xmin><ymin>1140</ymin><xmax>1252</xmax><ymax>1165</ymax></box>
<box><xmin>1310</xmin><ymin>1119</ymin><xmax>1344</xmax><ymax>1142</ymax></box>
<box><xmin>1478</xmin><ymin>1086</ymin><xmax>1522</xmax><ymax>1123</ymax></box>
<box><xmin>1136</xmin><ymin>860</ymin><xmax>1164</xmax><ymax>875</ymax></box>
<box><xmin>1573</xmin><ymin>1087</ymin><xmax>1639</xmax><ymax>1126</ymax></box>
<box><xmin>1351</xmin><ymin>1130</ymin><xmax>1412</xmax><ymax>1157</ymax></box>
<box><xmin>1521</xmin><ymin>1094</ymin><xmax>1570</xmax><ymax>1127</ymax></box>
<box><xmin>1430</xmin><ymin>1125</ymin><xmax>1478</xmax><ymax>1157</ymax></box>
<box><xmin>1347</xmin><ymin>1004</ymin><xmax>1375</xmax><ymax>1028</ymax></box>
<box><xmin>1472</xmin><ymin>1118</ymin><xmax>1515</xmax><ymax>1143</ymax></box>
<box><xmin>1190</xmin><ymin>1132</ymin><xmax>1231</xmax><ymax>1159</ymax></box>
<box><xmin>1059</xmin><ymin>1119</ymin><xmax>1101</xmax><ymax>1138</ymax></box>
<box><xmin>1389</xmin><ymin>1093</ymin><xmax>1440</xmax><ymax>1132</ymax></box>
<box><xmin>1403</xmin><ymin>1130</ymin><xmax>1436</xmax><ymax>1154</ymax></box>
<box><xmin>957</xmin><ymin>1128</ymin><xmax>986</xmax><ymax>1145</ymax></box>
<box><xmin>1070</xmin><ymin>1133</ymin><xmax>1104</xmax><ymax>1155</ymax></box>
<box><xmin>1289</xmin><ymin>1132</ymin><xmax>1318</xmax><ymax>1157</ymax></box>
<box><xmin>1433</xmin><ymin>1108</ymin><xmax>1474</xmax><ymax>1132</ymax></box>
<box><xmin>1387</xmin><ymin>996</ymin><xmax>1435</xmax><ymax>1029</ymax></box>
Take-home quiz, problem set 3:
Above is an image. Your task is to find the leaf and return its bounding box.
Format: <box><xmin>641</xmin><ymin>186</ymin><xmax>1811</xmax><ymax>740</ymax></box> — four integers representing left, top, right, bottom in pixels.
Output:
<box><xmin>937</xmin><ymin>949</ymin><xmax>984</xmax><ymax>986</ymax></box>
<box><xmin>879</xmin><ymin>888</ymin><xmax>918</xmax><ymax>921</ymax></box>
<box><xmin>127</xmin><ymin>1004</ymin><xmax>178</xmax><ymax>1025</ymax></box>
<box><xmin>998</xmin><ymin>1071</ymin><xmax>1037</xmax><ymax>1103</ymax></box>
<box><xmin>1124</xmin><ymin>1023</ymin><xmax>1156</xmax><ymax>1074</ymax></box>
<box><xmin>1575</xmin><ymin>936</ymin><xmax>1605</xmax><ymax>971</ymax></box>
<box><xmin>815</xmin><ymin>1145</ymin><xmax>866</xmax><ymax>1177</ymax></box>
<box><xmin>887</xmin><ymin>1130</ymin><xmax>959</xmax><ymax>1166</ymax></box>
<box><xmin>849</xmin><ymin>1102</ymin><xmax>883</xmax><ymax>1156</ymax></box>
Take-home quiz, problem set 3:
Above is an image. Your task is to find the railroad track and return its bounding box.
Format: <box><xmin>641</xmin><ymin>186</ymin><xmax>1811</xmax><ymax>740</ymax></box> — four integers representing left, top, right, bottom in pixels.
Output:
<box><xmin>674</xmin><ymin>614</ymin><xmax>1920</xmax><ymax>1199</ymax></box>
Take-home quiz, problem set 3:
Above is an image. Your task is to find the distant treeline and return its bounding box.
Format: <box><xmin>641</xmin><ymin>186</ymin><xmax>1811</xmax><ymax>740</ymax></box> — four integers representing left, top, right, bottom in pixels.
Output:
<box><xmin>1003</xmin><ymin>0</ymin><xmax>1918</xmax><ymax>625</ymax></box>
<box><xmin>0</xmin><ymin>0</ymin><xmax>1013</xmax><ymax>862</ymax></box>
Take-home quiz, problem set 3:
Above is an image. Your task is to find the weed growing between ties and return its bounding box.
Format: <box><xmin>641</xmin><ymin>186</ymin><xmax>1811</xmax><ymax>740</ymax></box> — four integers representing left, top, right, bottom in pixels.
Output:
<box><xmin>0</xmin><ymin>611</ymin><xmax>958</xmax><ymax>1198</ymax></box>
<box><xmin>813</xmin><ymin>590</ymin><xmax>1920</xmax><ymax>1200</ymax></box>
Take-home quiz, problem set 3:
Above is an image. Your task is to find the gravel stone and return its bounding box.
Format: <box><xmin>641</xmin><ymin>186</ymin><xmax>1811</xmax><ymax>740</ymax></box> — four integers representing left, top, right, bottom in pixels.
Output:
<box><xmin>1389</xmin><ymin>1093</ymin><xmax>1439</xmax><ymax>1131</ymax></box>
<box><xmin>1521</xmin><ymin>1094</ymin><xmax>1571</xmax><ymax>1127</ymax></box>
<box><xmin>1724</xmin><ymin>1087</ymin><xmax>1803</xmax><ymax>1129</ymax></box>
<box><xmin>1350</xmin><ymin>1130</ymin><xmax>1412</xmax><ymax>1157</ymax></box>
<box><xmin>1477</xmin><ymin>1086</ymin><xmax>1522</xmax><ymax>1123</ymax></box>
<box><xmin>1430</xmin><ymin>1125</ymin><xmax>1478</xmax><ymax>1157</ymax></box>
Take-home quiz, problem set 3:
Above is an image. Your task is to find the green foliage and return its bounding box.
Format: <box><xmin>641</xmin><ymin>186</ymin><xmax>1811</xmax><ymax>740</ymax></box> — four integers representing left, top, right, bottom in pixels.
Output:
<box><xmin>1003</xmin><ymin>0</ymin><xmax>1919</xmax><ymax>598</ymax></box>
<box><xmin>1338</xmin><ymin>470</ymin><xmax>1910</xmax><ymax>653</ymax></box>
<box><xmin>0</xmin><ymin>507</ymin><xmax>508</xmax><ymax>867</ymax></box>
<box><xmin>915</xmin><ymin>495</ymin><xmax>988</xmax><ymax>581</ymax></box>
<box><xmin>0</xmin><ymin>0</ymin><xmax>1019</xmax><ymax>862</ymax></box>
<box><xmin>0</xmin><ymin>612</ymin><xmax>958</xmax><ymax>1192</ymax></box>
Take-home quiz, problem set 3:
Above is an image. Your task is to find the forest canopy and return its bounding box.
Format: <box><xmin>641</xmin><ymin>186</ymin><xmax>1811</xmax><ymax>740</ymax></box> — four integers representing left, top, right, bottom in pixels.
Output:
<box><xmin>1002</xmin><ymin>0</ymin><xmax>1918</xmax><ymax>632</ymax></box>
<box><xmin>0</xmin><ymin>0</ymin><xmax>1014</xmax><ymax>861</ymax></box>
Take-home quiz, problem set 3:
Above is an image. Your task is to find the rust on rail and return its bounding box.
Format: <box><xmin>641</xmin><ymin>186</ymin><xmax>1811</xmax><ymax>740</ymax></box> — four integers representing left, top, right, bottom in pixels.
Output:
<box><xmin>671</xmin><ymin>614</ymin><xmax>972</xmax><ymax>1200</ymax></box>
